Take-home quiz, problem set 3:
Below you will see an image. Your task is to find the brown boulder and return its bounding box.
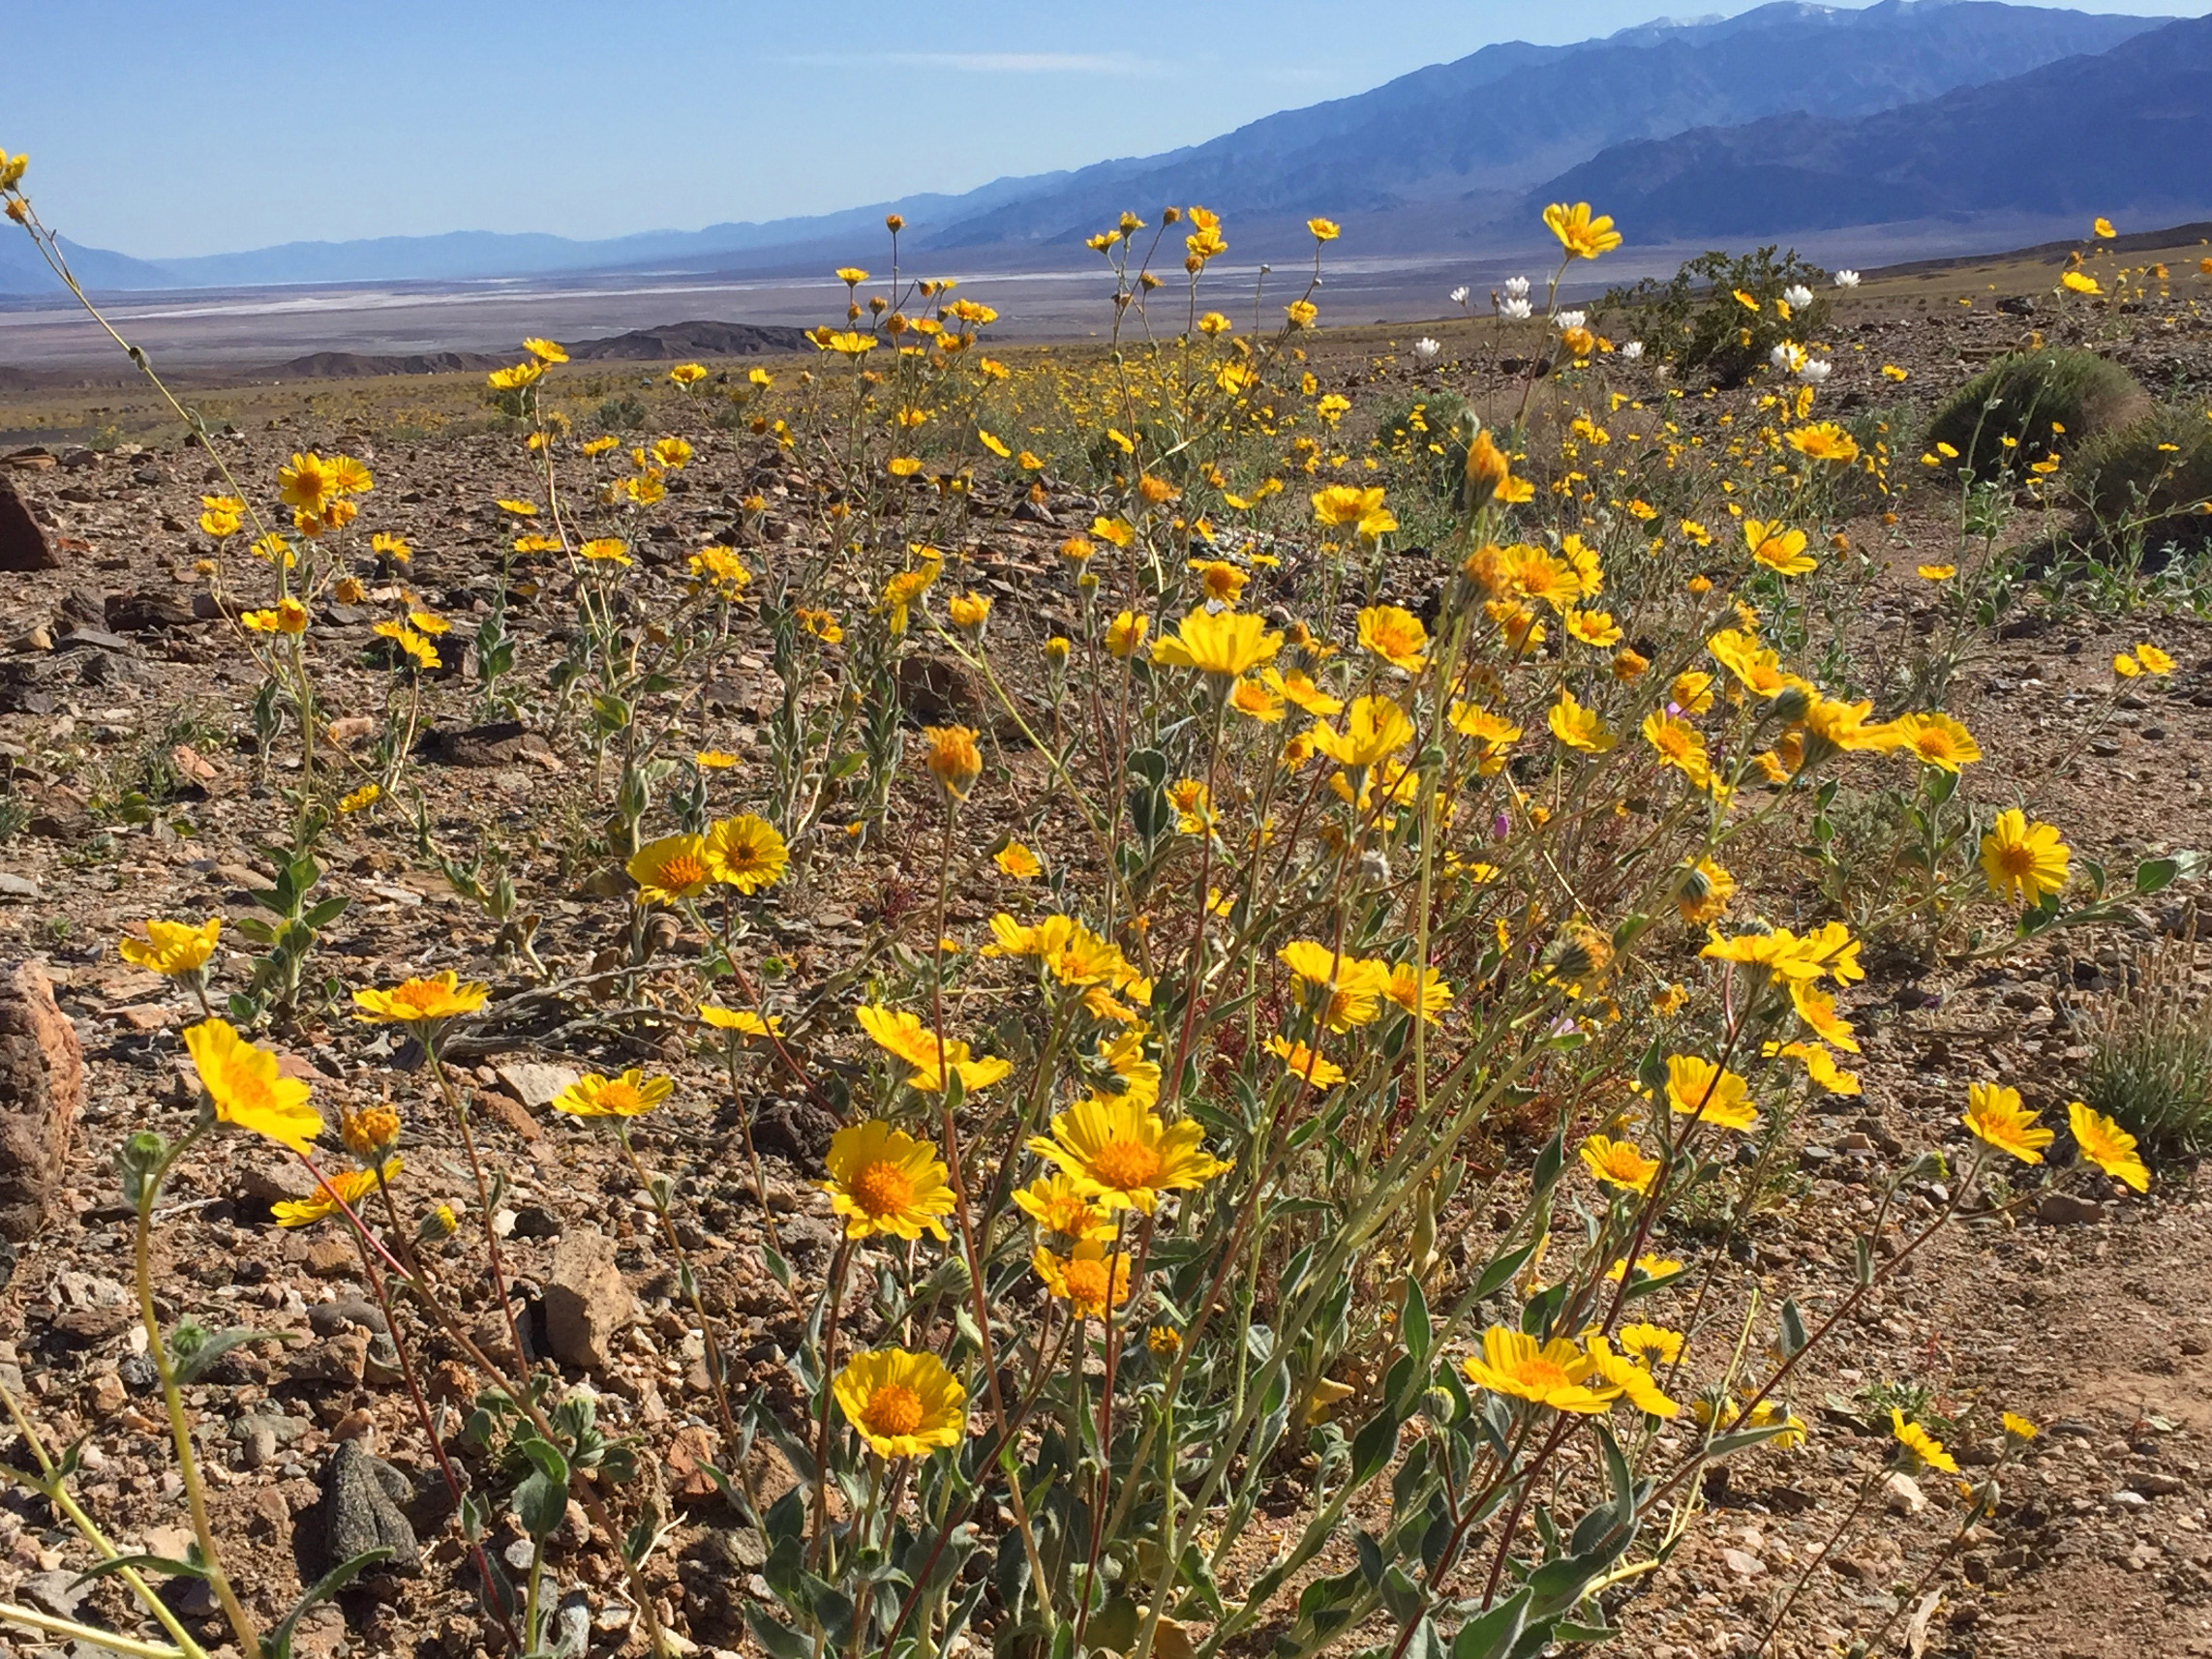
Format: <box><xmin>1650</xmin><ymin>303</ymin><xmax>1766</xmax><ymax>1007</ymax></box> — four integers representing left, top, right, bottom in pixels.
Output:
<box><xmin>421</xmin><ymin>722</ymin><xmax>555</xmax><ymax>769</ymax></box>
<box><xmin>105</xmin><ymin>590</ymin><xmax>199</xmax><ymax>632</ymax></box>
<box><xmin>895</xmin><ymin>653</ymin><xmax>987</xmax><ymax>721</ymax></box>
<box><xmin>0</xmin><ymin>964</ymin><xmax>83</xmax><ymax>1239</ymax></box>
<box><xmin>0</xmin><ymin>483</ymin><xmax>58</xmax><ymax>573</ymax></box>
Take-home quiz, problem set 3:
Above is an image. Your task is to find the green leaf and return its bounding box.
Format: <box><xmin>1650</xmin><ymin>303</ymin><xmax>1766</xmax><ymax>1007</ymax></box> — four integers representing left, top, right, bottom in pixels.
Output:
<box><xmin>516</xmin><ymin>1471</ymin><xmax>567</xmax><ymax>1539</ymax></box>
<box><xmin>1470</xmin><ymin>1242</ymin><xmax>1535</xmax><ymax>1301</ymax></box>
<box><xmin>303</xmin><ymin>894</ymin><xmax>349</xmax><ymax>929</ymax></box>
<box><xmin>69</xmin><ymin>1551</ymin><xmax>209</xmax><ymax>1589</ymax></box>
<box><xmin>260</xmin><ymin>1547</ymin><xmax>392</xmax><ymax>1659</ymax></box>
<box><xmin>172</xmin><ymin>1325</ymin><xmax>290</xmax><ymax>1387</ymax></box>
<box><xmin>1402</xmin><ymin>1277</ymin><xmax>1432</xmax><ymax>1366</ymax></box>
<box><xmin>742</xmin><ymin>1606</ymin><xmax>813</xmax><ymax>1659</ymax></box>
<box><xmin>1379</xmin><ymin>1564</ymin><xmax>1425</xmax><ymax>1623</ymax></box>
<box><xmin>2134</xmin><ymin>852</ymin><xmax>2204</xmax><ymax>893</ymax></box>
<box><xmin>1529</xmin><ymin>1125</ymin><xmax>1566</xmax><ymax>1198</ymax></box>
<box><xmin>1702</xmin><ymin>1422</ymin><xmax>1793</xmax><ymax>1459</ymax></box>
<box><xmin>1450</xmin><ymin>1586</ymin><xmax>1531</xmax><ymax>1659</ymax></box>
<box><xmin>1351</xmin><ymin>1410</ymin><xmax>1401</xmax><ymax>1486</ymax></box>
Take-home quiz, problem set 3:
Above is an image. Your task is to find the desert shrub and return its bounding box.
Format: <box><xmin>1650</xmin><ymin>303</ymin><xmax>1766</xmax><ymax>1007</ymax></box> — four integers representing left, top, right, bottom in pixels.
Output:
<box><xmin>2080</xmin><ymin>934</ymin><xmax>2212</xmax><ymax>1156</ymax></box>
<box><xmin>1600</xmin><ymin>245</ymin><xmax>1831</xmax><ymax>386</ymax></box>
<box><xmin>594</xmin><ymin>393</ymin><xmax>648</xmax><ymax>432</ymax></box>
<box><xmin>1924</xmin><ymin>347</ymin><xmax>2144</xmax><ymax>478</ymax></box>
<box><xmin>1371</xmin><ymin>387</ymin><xmax>1470</xmax><ymax>506</ymax></box>
<box><xmin>2071</xmin><ymin>404</ymin><xmax>2212</xmax><ymax>550</ymax></box>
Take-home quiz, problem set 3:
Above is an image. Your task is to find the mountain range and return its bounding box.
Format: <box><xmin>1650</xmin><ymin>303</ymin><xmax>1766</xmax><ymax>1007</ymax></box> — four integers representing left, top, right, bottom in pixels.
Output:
<box><xmin>2</xmin><ymin>0</ymin><xmax>2201</xmax><ymax>298</ymax></box>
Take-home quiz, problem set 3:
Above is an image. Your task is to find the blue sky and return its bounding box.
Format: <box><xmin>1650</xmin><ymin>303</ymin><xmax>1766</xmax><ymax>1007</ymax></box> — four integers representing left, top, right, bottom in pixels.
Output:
<box><xmin>10</xmin><ymin>0</ymin><xmax>2199</xmax><ymax>257</ymax></box>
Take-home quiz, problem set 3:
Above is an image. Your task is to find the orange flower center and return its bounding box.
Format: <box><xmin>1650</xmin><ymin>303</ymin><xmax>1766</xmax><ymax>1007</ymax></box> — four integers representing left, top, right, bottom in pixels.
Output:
<box><xmin>600</xmin><ymin>1082</ymin><xmax>643</xmax><ymax>1114</ymax></box>
<box><xmin>1089</xmin><ymin>1139</ymin><xmax>1164</xmax><ymax>1192</ymax></box>
<box><xmin>1507</xmin><ymin>1356</ymin><xmax>1575</xmax><ymax>1392</ymax></box>
<box><xmin>658</xmin><ymin>854</ymin><xmax>709</xmax><ymax>888</ymax></box>
<box><xmin>1993</xmin><ymin>843</ymin><xmax>2039</xmax><ymax>878</ymax></box>
<box><xmin>1063</xmin><ymin>1258</ymin><xmax>1112</xmax><ymax>1309</ymax></box>
<box><xmin>853</xmin><ymin>1160</ymin><xmax>915</xmax><ymax>1218</ymax></box>
<box><xmin>862</xmin><ymin>1383</ymin><xmax>924</xmax><ymax>1439</ymax></box>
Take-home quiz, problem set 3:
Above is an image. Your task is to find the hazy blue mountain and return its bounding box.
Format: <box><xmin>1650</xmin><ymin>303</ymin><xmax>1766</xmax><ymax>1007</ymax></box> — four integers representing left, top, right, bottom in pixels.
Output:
<box><xmin>1534</xmin><ymin>12</ymin><xmax>2212</xmax><ymax>237</ymax></box>
<box><xmin>0</xmin><ymin>0</ymin><xmax>2167</xmax><ymax>294</ymax></box>
<box><xmin>143</xmin><ymin>176</ymin><xmax>1073</xmax><ymax>288</ymax></box>
<box><xmin>0</xmin><ymin>236</ymin><xmax>181</xmax><ymax>295</ymax></box>
<box><xmin>920</xmin><ymin>0</ymin><xmax>2161</xmax><ymax>250</ymax></box>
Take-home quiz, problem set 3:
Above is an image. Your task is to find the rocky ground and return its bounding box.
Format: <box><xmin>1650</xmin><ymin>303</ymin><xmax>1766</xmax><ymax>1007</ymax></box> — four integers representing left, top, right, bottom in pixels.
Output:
<box><xmin>0</xmin><ymin>289</ymin><xmax>2202</xmax><ymax>1659</ymax></box>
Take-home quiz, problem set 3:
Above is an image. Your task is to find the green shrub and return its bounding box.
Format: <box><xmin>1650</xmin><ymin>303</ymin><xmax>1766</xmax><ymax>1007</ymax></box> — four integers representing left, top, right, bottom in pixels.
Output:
<box><xmin>1924</xmin><ymin>347</ymin><xmax>2144</xmax><ymax>478</ymax></box>
<box><xmin>1372</xmin><ymin>387</ymin><xmax>1470</xmax><ymax>507</ymax></box>
<box><xmin>593</xmin><ymin>394</ymin><xmax>648</xmax><ymax>433</ymax></box>
<box><xmin>2070</xmin><ymin>404</ymin><xmax>2212</xmax><ymax>547</ymax></box>
<box><xmin>2081</xmin><ymin>936</ymin><xmax>2212</xmax><ymax>1157</ymax></box>
<box><xmin>1599</xmin><ymin>246</ymin><xmax>1831</xmax><ymax>387</ymax></box>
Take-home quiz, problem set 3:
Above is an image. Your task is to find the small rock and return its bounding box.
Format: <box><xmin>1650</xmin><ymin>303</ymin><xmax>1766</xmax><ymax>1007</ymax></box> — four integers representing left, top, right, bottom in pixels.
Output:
<box><xmin>318</xmin><ymin>1440</ymin><xmax>420</xmax><ymax>1577</ymax></box>
<box><xmin>302</xmin><ymin>1236</ymin><xmax>356</xmax><ymax>1278</ymax></box>
<box><xmin>240</xmin><ymin>1424</ymin><xmax>279</xmax><ymax>1469</ymax></box>
<box><xmin>20</xmin><ymin>1568</ymin><xmax>84</xmax><ymax>1619</ymax></box>
<box><xmin>494</xmin><ymin>1061</ymin><xmax>580</xmax><ymax>1110</ymax></box>
<box><xmin>104</xmin><ymin>590</ymin><xmax>199</xmax><ymax>632</ymax></box>
<box><xmin>2038</xmin><ymin>1191</ymin><xmax>2106</xmax><ymax>1225</ymax></box>
<box><xmin>0</xmin><ymin>482</ymin><xmax>59</xmax><ymax>573</ymax></box>
<box><xmin>2130</xmin><ymin>1471</ymin><xmax>2187</xmax><ymax>1495</ymax></box>
<box><xmin>325</xmin><ymin>715</ymin><xmax>378</xmax><ymax>748</ymax></box>
<box><xmin>423</xmin><ymin>721</ymin><xmax>555</xmax><ymax>768</ymax></box>
<box><xmin>306</xmin><ymin>1298</ymin><xmax>386</xmax><ymax>1338</ymax></box>
<box><xmin>109</xmin><ymin>1003</ymin><xmax>174</xmax><ymax>1032</ymax></box>
<box><xmin>1721</xmin><ymin>1547</ymin><xmax>1767</xmax><ymax>1578</ymax></box>
<box><xmin>753</xmin><ymin>1098</ymin><xmax>838</xmax><ymax>1163</ymax></box>
<box><xmin>1885</xmin><ymin>1472</ymin><xmax>1926</xmax><ymax>1515</ymax></box>
<box><xmin>667</xmin><ymin>1424</ymin><xmax>724</xmax><ymax>1500</ymax></box>
<box><xmin>289</xmin><ymin>1328</ymin><xmax>368</xmax><ymax>1386</ymax></box>
<box><xmin>544</xmin><ymin>1228</ymin><xmax>633</xmax><ymax>1372</ymax></box>
<box><xmin>894</xmin><ymin>652</ymin><xmax>987</xmax><ymax>720</ymax></box>
<box><xmin>239</xmin><ymin>1161</ymin><xmax>322</xmax><ymax>1207</ymax></box>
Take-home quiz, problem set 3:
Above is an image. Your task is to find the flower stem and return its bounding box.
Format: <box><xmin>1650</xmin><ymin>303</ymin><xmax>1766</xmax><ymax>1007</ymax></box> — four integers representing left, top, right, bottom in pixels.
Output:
<box><xmin>132</xmin><ymin>1131</ymin><xmax>260</xmax><ymax>1656</ymax></box>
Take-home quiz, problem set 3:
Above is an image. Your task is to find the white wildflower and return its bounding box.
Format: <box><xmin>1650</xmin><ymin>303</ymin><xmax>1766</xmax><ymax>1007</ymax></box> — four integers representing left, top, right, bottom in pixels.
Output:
<box><xmin>1783</xmin><ymin>285</ymin><xmax>1814</xmax><ymax>312</ymax></box>
<box><xmin>1554</xmin><ymin>310</ymin><xmax>1587</xmax><ymax>332</ymax></box>
<box><xmin>1621</xmin><ymin>341</ymin><xmax>1645</xmax><ymax>361</ymax></box>
<box><xmin>1834</xmin><ymin>269</ymin><xmax>1861</xmax><ymax>287</ymax></box>
<box><xmin>1499</xmin><ymin>296</ymin><xmax>1532</xmax><ymax>320</ymax></box>
<box><xmin>1411</xmin><ymin>338</ymin><xmax>1441</xmax><ymax>363</ymax></box>
<box><xmin>1503</xmin><ymin>276</ymin><xmax>1531</xmax><ymax>300</ymax></box>
<box><xmin>1449</xmin><ymin>286</ymin><xmax>1470</xmax><ymax>307</ymax></box>
<box><xmin>1798</xmin><ymin>358</ymin><xmax>1832</xmax><ymax>384</ymax></box>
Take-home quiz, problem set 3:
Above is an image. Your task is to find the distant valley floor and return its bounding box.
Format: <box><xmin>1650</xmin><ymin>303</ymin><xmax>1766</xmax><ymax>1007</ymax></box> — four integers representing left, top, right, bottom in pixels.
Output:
<box><xmin>0</xmin><ymin>210</ymin><xmax>2173</xmax><ymax>379</ymax></box>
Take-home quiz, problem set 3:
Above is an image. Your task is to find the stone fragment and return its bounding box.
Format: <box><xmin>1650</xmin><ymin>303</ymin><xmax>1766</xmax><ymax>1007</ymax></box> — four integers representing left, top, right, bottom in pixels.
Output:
<box><xmin>0</xmin><ymin>963</ymin><xmax>83</xmax><ymax>1241</ymax></box>
<box><xmin>0</xmin><ymin>482</ymin><xmax>58</xmax><ymax>572</ymax></box>
<box><xmin>318</xmin><ymin>1441</ymin><xmax>420</xmax><ymax>1576</ymax></box>
<box><xmin>544</xmin><ymin>1228</ymin><xmax>632</xmax><ymax>1372</ymax></box>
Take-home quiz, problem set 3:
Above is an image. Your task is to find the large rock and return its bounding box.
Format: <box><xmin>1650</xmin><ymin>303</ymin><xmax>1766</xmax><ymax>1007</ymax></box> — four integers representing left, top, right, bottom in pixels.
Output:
<box><xmin>420</xmin><ymin>722</ymin><xmax>555</xmax><ymax>768</ymax></box>
<box><xmin>543</xmin><ymin>1228</ymin><xmax>631</xmax><ymax>1372</ymax></box>
<box><xmin>0</xmin><ymin>964</ymin><xmax>81</xmax><ymax>1240</ymax></box>
<box><xmin>0</xmin><ymin>483</ymin><xmax>58</xmax><ymax>573</ymax></box>
<box><xmin>318</xmin><ymin>1441</ymin><xmax>420</xmax><ymax>1577</ymax></box>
